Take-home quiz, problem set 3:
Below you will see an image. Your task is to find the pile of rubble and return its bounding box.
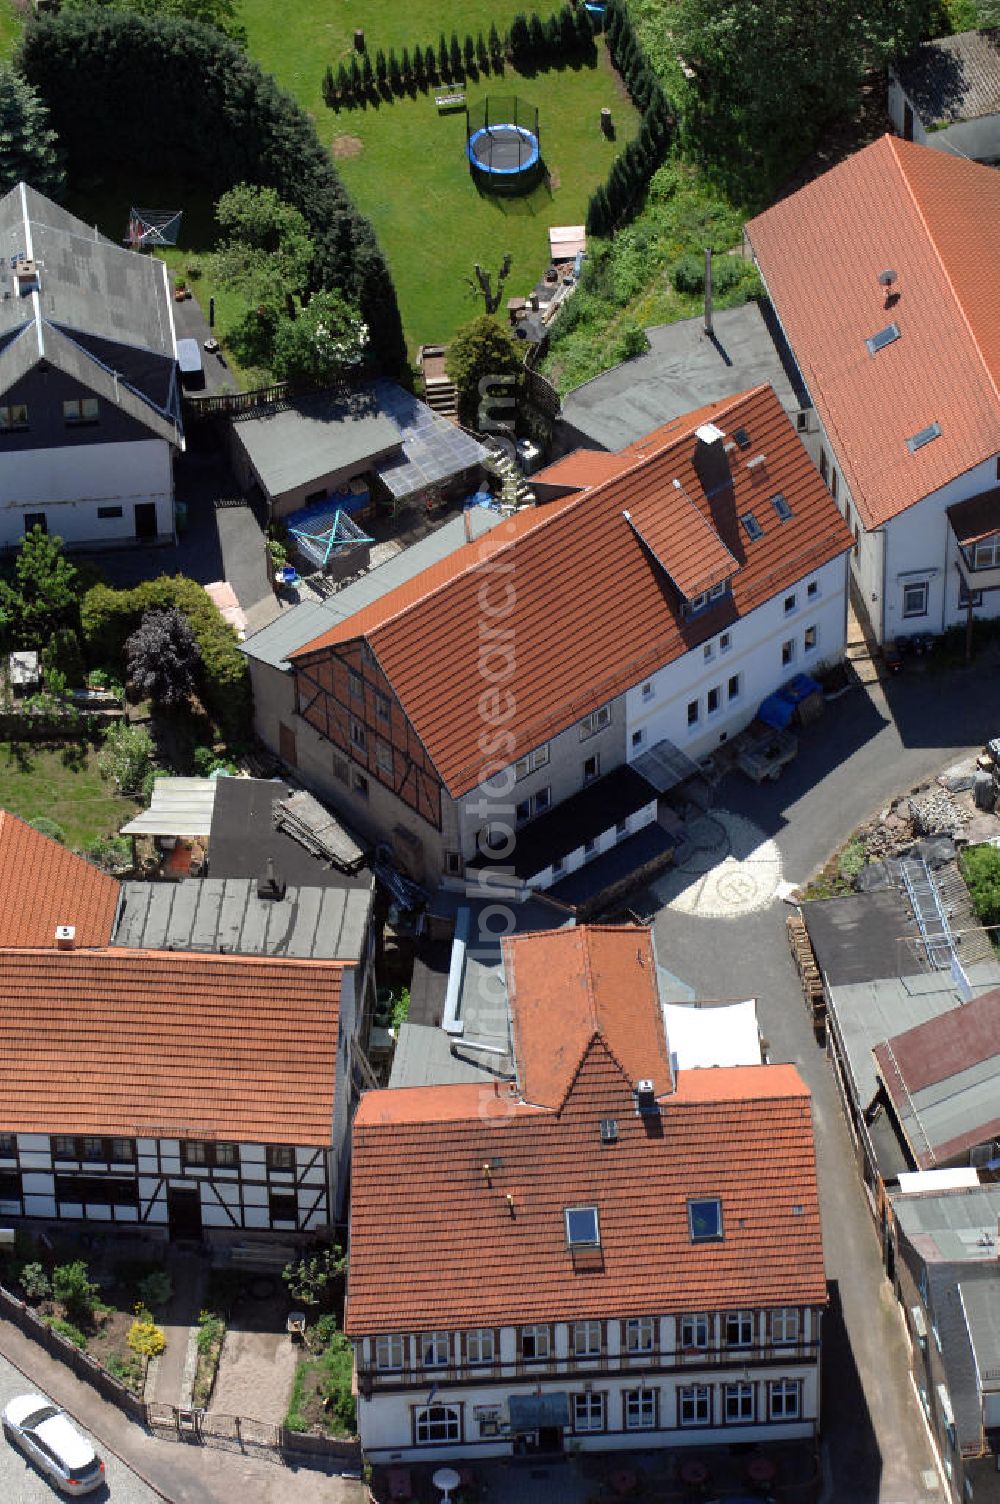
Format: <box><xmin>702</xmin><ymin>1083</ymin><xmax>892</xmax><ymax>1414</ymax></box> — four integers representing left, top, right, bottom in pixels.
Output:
<box><xmin>861</xmin><ymin>759</ymin><xmax>987</xmax><ymax>863</ymax></box>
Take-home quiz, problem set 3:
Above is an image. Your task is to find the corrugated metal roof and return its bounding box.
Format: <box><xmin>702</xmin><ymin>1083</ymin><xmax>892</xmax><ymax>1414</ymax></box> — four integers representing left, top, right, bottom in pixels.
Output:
<box><xmin>893</xmin><ymin>27</ymin><xmax>1000</xmax><ymax>126</ymax></box>
<box><xmin>120</xmin><ymin>777</ymin><xmax>219</xmax><ymax>837</ymax></box>
<box><xmin>114</xmin><ymin>876</ymin><xmax>371</xmax><ymax>962</ymax></box>
<box><xmin>241</xmin><ymin>508</ymin><xmax>505</xmax><ymax>670</ymax></box>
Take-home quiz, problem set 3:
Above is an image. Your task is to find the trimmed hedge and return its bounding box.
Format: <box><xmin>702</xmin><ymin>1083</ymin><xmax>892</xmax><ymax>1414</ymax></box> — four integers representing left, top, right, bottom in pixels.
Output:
<box><xmin>81</xmin><ymin>578</ymin><xmax>250</xmax><ymax>740</ymax></box>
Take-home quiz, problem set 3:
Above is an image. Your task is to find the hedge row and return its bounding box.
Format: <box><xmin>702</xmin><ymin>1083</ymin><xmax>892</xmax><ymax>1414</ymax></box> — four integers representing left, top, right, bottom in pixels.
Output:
<box><xmin>585</xmin><ymin>0</ymin><xmax>675</xmax><ymax>237</ymax></box>
<box><xmin>323</xmin><ymin>8</ymin><xmax>596</xmax><ymax>111</ymax></box>
<box><xmin>81</xmin><ymin>578</ymin><xmax>251</xmax><ymax>740</ymax></box>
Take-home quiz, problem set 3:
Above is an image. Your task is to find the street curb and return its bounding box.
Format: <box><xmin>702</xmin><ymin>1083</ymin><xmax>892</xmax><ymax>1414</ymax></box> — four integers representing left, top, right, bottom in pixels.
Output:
<box><xmin>0</xmin><ymin>1331</ymin><xmax>175</xmax><ymax>1503</ymax></box>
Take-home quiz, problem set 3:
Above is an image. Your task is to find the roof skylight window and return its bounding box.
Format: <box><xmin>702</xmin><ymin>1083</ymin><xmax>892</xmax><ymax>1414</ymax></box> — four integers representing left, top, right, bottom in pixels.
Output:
<box><xmin>865</xmin><ymin>323</ymin><xmax>900</xmax><ymax>356</ymax></box>
<box><xmin>733</xmin><ymin>427</ymin><xmax>752</xmax><ymax>450</ymax></box>
<box><xmin>566</xmin><ymin>1206</ymin><xmax>600</xmax><ymax>1247</ymax></box>
<box><xmin>771</xmin><ymin>493</ymin><xmax>792</xmax><ymax>522</ymax></box>
<box><xmin>688</xmin><ymin>1197</ymin><xmax>723</xmax><ymax>1243</ymax></box>
<box><xmin>907</xmin><ymin>421</ymin><xmax>942</xmax><ymax>453</ymax></box>
<box><xmin>740</xmin><ymin>512</ymin><xmax>764</xmax><ymax>542</ymax></box>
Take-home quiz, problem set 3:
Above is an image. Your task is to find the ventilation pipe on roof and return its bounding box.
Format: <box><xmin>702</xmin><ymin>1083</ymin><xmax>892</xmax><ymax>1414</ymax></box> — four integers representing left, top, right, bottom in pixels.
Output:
<box><xmin>635</xmin><ymin>1078</ymin><xmax>657</xmax><ymax>1115</ymax></box>
<box><xmin>55</xmin><ymin>925</ymin><xmax>76</xmax><ymax>950</ymax></box>
<box><xmin>704</xmin><ymin>247</ymin><xmax>713</xmax><ymax>337</ymax></box>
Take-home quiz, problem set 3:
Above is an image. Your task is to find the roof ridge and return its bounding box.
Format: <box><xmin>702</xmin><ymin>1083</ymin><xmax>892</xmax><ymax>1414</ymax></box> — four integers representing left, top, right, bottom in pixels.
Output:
<box><xmin>890</xmin><ymin>135</ymin><xmax>1000</xmax><ymax>408</ymax></box>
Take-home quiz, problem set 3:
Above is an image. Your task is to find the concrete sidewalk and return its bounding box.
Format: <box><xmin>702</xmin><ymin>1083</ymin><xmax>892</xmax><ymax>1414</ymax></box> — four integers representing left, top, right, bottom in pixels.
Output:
<box><xmin>0</xmin><ymin>1312</ymin><xmax>363</xmax><ymax>1504</ymax></box>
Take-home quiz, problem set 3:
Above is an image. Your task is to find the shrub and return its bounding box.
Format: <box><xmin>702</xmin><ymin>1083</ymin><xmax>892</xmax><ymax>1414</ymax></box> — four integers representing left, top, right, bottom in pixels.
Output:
<box><xmin>313</xmin><ymin>1312</ymin><xmax>340</xmax><ymax>1349</ymax></box>
<box><xmin>42</xmin><ymin>626</ymin><xmax>86</xmax><ymax>687</ymax></box>
<box><xmin>98</xmin><ymin>722</ymin><xmax>154</xmax><ymax>795</ymax></box>
<box><xmin>612</xmin><ymin>323</ymin><xmax>649</xmax><ymax>362</ymax></box>
<box><xmin>282</xmin><ymin>1245</ymin><xmax>347</xmax><ymax>1309</ymax></box>
<box><xmin>960</xmin><ymin>844</ymin><xmax>1000</xmax><ymax>929</ymax></box>
<box><xmin>127</xmin><ymin>1314</ymin><xmax>166</xmax><ymax>1357</ymax></box>
<box><xmin>84</xmin><ymin>834</ymin><xmax>132</xmax><ymax>873</ymax></box>
<box><xmin>53</xmin><ymin>1261</ymin><xmax>98</xmax><ymax>1325</ymax></box>
<box><xmin>671</xmin><ymin>253</ymin><xmax>706</xmax><ymax>294</ymax></box>
<box><xmin>44</xmin><ymin>1315</ymin><xmax>87</xmax><ymax>1349</ymax></box>
<box><xmin>138</xmin><ymin>1270</ymin><xmax>173</xmax><ymax>1310</ymax></box>
<box><xmin>28</xmin><ymin>817</ymin><xmax>66</xmax><ymax>845</ymax></box>
<box><xmin>196</xmin><ymin>1309</ymin><xmax>225</xmax><ymax>1355</ymax></box>
<box><xmin>19</xmin><ymin>1262</ymin><xmax>51</xmax><ymax>1302</ymax></box>
<box><xmin>106</xmin><ymin>1353</ymin><xmax>144</xmax><ymax>1387</ymax></box>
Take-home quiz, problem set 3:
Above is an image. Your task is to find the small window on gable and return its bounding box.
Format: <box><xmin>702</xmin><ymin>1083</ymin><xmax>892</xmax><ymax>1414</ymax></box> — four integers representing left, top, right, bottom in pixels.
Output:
<box><xmin>740</xmin><ymin>512</ymin><xmax>763</xmax><ymax>542</ymax></box>
<box><xmin>689</xmin><ymin>1197</ymin><xmax>723</xmax><ymax>1242</ymax></box>
<box><xmin>771</xmin><ymin>493</ymin><xmax>792</xmax><ymax>522</ymax></box>
<box><xmin>565</xmin><ymin>1205</ymin><xmax>600</xmax><ymax>1247</ymax></box>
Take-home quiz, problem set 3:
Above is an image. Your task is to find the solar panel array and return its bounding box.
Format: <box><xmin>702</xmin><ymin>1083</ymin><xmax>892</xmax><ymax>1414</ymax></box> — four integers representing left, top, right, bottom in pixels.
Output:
<box><xmin>372</xmin><ymin>380</ymin><xmax>487</xmax><ymax>499</ymax></box>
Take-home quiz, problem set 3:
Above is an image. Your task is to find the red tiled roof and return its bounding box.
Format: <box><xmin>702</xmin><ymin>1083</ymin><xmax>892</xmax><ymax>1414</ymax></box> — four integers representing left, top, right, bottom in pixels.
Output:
<box><xmin>504</xmin><ymin>925</ymin><xmax>671</xmax><ymax>1106</ymax></box>
<box><xmin>531</xmin><ymin>449</ymin><xmax>631</xmax><ymax>490</ymax></box>
<box><xmin>873</xmin><ymin>987</ymin><xmax>1000</xmax><ymax>1168</ymax></box>
<box><xmin>0</xmin><ymin>948</ymin><xmax>344</xmax><ymax>1144</ymax></box>
<box><xmin>0</xmin><ymin>810</ymin><xmax>119</xmax><ymax>948</ymax></box>
<box><xmin>346</xmin><ymin>1048</ymin><xmax>825</xmax><ymax>1334</ymax></box>
<box><xmin>747</xmin><ymin>135</ymin><xmax>1000</xmax><ymax>531</ymax></box>
<box><xmin>294</xmin><ymin>385</ymin><xmax>852</xmax><ymax>797</ymax></box>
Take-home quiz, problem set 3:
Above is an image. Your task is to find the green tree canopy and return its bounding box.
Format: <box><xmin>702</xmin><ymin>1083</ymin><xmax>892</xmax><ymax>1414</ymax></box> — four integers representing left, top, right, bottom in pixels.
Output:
<box><xmin>59</xmin><ymin>0</ymin><xmax>245</xmax><ymax>44</ymax></box>
<box><xmin>212</xmin><ymin>183</ymin><xmax>315</xmax><ymax>319</ymax></box>
<box><xmin>271</xmin><ymin>289</ymin><xmax>369</xmax><ymax>384</ymax></box>
<box><xmin>0</xmin><ymin>65</ymin><xmax>64</xmax><ymax>201</ymax></box>
<box><xmin>673</xmin><ymin>0</ymin><xmax>941</xmax><ymax>196</ymax></box>
<box><xmin>445</xmin><ymin>315</ymin><xmax>524</xmax><ymax>430</ymax></box>
<box><xmin>0</xmin><ymin>526</ymin><xmax>82</xmax><ymax>650</ymax></box>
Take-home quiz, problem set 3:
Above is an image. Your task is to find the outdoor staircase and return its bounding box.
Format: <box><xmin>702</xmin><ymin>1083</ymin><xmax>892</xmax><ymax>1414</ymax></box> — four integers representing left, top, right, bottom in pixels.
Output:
<box><xmin>483</xmin><ymin>438</ymin><xmax>535</xmax><ymax>508</ymax></box>
<box><xmin>423</xmin><ymin>375</ymin><xmax>459</xmax><ymax>420</ymax></box>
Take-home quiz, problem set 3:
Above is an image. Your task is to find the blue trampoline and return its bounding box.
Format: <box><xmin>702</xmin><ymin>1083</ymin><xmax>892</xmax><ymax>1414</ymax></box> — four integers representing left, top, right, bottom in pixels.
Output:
<box><xmin>466</xmin><ymin>96</ymin><xmax>541</xmax><ymax>192</ymax></box>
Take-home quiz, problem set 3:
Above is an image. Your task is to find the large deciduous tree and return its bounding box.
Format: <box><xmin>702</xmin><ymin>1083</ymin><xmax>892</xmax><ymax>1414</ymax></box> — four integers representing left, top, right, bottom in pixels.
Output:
<box><xmin>0</xmin><ymin>65</ymin><xmax>64</xmax><ymax>201</ymax></box>
<box><xmin>59</xmin><ymin>0</ymin><xmax>245</xmax><ymax>45</ymax></box>
<box><xmin>270</xmin><ymin>289</ymin><xmax>368</xmax><ymax>384</ymax></box>
<box><xmin>125</xmin><ymin>607</ymin><xmax>200</xmax><ymax>709</ymax></box>
<box><xmin>212</xmin><ymin>183</ymin><xmax>316</xmax><ymax>320</ymax></box>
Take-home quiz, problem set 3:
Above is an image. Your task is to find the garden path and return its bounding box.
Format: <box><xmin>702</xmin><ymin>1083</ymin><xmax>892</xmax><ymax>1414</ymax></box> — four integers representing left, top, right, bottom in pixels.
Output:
<box><xmin>150</xmin><ymin>1251</ymin><xmax>206</xmax><ymax>1407</ymax></box>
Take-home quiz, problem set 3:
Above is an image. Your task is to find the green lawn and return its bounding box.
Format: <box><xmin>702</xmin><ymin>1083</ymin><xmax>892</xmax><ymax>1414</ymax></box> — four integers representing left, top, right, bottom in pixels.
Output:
<box><xmin>237</xmin><ymin>0</ymin><xmax>640</xmax><ymax>349</ymax></box>
<box><xmin>0</xmin><ymin>742</ymin><xmax>139</xmax><ymax>851</ymax></box>
<box><xmin>0</xmin><ymin>0</ymin><xmax>20</xmax><ymax>61</ymax></box>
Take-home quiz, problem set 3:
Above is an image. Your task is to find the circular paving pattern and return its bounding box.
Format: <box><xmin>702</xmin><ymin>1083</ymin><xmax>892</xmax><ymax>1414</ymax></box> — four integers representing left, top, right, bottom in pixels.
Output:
<box><xmin>653</xmin><ymin>809</ymin><xmax>783</xmax><ymax>919</ymax></box>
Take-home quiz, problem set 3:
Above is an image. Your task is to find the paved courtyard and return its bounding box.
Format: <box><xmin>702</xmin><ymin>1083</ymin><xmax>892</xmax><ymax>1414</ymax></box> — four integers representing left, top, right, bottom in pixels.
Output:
<box><xmin>652</xmin><ymin>657</ymin><xmax>1000</xmax><ymax>1503</ymax></box>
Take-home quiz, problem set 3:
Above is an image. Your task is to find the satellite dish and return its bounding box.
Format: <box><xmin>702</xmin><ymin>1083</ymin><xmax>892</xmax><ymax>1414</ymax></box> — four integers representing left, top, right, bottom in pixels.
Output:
<box><xmin>878</xmin><ymin>268</ymin><xmax>897</xmax><ymax>288</ymax></box>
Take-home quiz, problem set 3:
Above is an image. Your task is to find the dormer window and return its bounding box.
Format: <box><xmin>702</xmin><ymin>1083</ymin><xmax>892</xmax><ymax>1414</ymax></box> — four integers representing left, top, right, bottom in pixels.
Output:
<box><xmin>687</xmin><ymin>582</ymin><xmax>727</xmax><ymax>616</ymax></box>
<box><xmin>688</xmin><ymin>1197</ymin><xmax>723</xmax><ymax>1242</ymax></box>
<box><xmin>565</xmin><ymin>1205</ymin><xmax>600</xmax><ymax>1247</ymax></box>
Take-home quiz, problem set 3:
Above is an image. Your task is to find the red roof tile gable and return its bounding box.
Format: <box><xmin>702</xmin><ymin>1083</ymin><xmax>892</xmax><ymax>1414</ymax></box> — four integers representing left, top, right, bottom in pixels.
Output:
<box><xmin>747</xmin><ymin>135</ymin><xmax>1000</xmax><ymax>530</ymax></box>
<box><xmin>0</xmin><ymin>810</ymin><xmax>119</xmax><ymax>949</ymax></box>
<box><xmin>294</xmin><ymin>386</ymin><xmax>852</xmax><ymax>796</ymax></box>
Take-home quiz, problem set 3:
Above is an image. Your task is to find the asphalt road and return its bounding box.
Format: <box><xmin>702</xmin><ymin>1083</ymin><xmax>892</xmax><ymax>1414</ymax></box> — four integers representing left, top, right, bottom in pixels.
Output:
<box><xmin>653</xmin><ymin>657</ymin><xmax>1000</xmax><ymax>1503</ymax></box>
<box><xmin>0</xmin><ymin>1351</ymin><xmax>163</xmax><ymax>1504</ymax></box>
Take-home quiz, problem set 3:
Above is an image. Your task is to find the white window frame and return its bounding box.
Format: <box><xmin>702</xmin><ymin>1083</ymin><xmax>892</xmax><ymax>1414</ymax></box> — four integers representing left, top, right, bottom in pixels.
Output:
<box><xmin>582</xmin><ymin>753</ymin><xmax>600</xmax><ymax>783</ymax></box>
<box><xmin>0</xmin><ymin>403</ymin><xmax>28</xmax><ymax>430</ymax></box>
<box><xmin>572</xmin><ymin>1392</ymin><xmax>605</xmax><ymax>1433</ymax></box>
<box><xmin>768</xmin><ymin>1379</ymin><xmax>801</xmax><ymax>1420</ymax></box>
<box><xmin>415</xmin><ymin>1404</ymin><xmax>461</xmax><ymax>1445</ymax></box>
<box><xmin>972</xmin><ymin>534</ymin><xmax>1000</xmax><ymax>569</ymax></box>
<box><xmin>625</xmin><ymin>1317</ymin><xmax>655</xmax><ymax>1354</ymax></box>
<box><xmin>807</xmin><ymin>579</ymin><xmax>819</xmax><ymax>599</ymax></box>
<box><xmin>520</xmin><ymin>1324</ymin><xmax>551</xmax><ymax>1361</ymax></box>
<box><xmin>706</xmin><ymin>685</ymin><xmax>721</xmax><ymax>716</ymax></box>
<box><xmin>719</xmin><ymin>631</ymin><xmax>732</xmax><ymax>653</ymax></box>
<box><xmin>565</xmin><ymin>1205</ymin><xmax>600</xmax><ymax>1247</ymax></box>
<box><xmin>465</xmin><ymin>1328</ymin><xmax>495</xmax><ymax>1365</ymax></box>
<box><xmin>641</xmin><ymin>680</ymin><xmax>654</xmax><ymax>701</ymax></box>
<box><xmin>727</xmin><ymin>673</ymin><xmax>741</xmax><ymax>702</ymax></box>
<box><xmin>420</xmin><ymin>1330</ymin><xmax>450</xmax><ymax>1368</ymax></box>
<box><xmin>770</xmin><ymin>1307</ymin><xmax>800</xmax><ymax>1345</ymax></box>
<box><xmin>902</xmin><ymin>581</ymin><xmax>929</xmax><ymax>618</ymax></box>
<box><xmin>784</xmin><ymin>593</ymin><xmax>797</xmax><ymax>614</ymax></box>
<box><xmin>515</xmin><ymin>787</ymin><xmax>551</xmax><ymax>824</ymax></box>
<box><xmin>724</xmin><ymin>1382</ymin><xmax>755</xmax><ymax>1423</ymax></box>
<box><xmin>580</xmin><ymin>705</ymin><xmax>612</xmax><ymax>739</ymax></box>
<box><xmin>803</xmin><ymin>624</ymin><xmax>818</xmax><ymax>653</ymax></box>
<box><xmin>725</xmin><ymin>1310</ymin><xmax>754</xmax><ymax>1348</ymax></box>
<box><xmin>514</xmin><ymin>743</ymin><xmax>550</xmax><ymax>780</ymax></box>
<box><xmin>375</xmin><ymin>1334</ymin><xmax>404</xmax><ymax>1371</ymax></box>
<box><xmin>781</xmin><ymin>638</ymin><xmax>795</xmax><ymax>667</ymax></box>
<box><xmin>624</xmin><ymin>1389</ymin><xmax>657</xmax><ymax>1430</ymax></box>
<box><xmin>679</xmin><ymin>1385</ymin><xmax>712</xmax><ymax>1426</ymax></box>
<box><xmin>686</xmin><ymin>699</ymin><xmax>699</xmax><ymax>728</ymax></box>
<box><xmin>680</xmin><ymin>1313</ymin><xmax>710</xmax><ymax>1350</ymax></box>
<box><xmin>572</xmin><ymin>1320</ymin><xmax>602</xmax><ymax>1357</ymax></box>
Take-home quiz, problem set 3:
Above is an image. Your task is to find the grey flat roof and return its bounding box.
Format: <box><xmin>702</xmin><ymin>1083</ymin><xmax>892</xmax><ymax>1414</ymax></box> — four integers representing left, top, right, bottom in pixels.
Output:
<box><xmin>827</xmin><ymin>963</ymin><xmax>1000</xmax><ymax>1114</ymax></box>
<box><xmin>961</xmin><ymin>1279</ymin><xmax>1000</xmax><ymax>1391</ymax></box>
<box><xmin>802</xmin><ymin>888</ymin><xmax>925</xmax><ymax>986</ymax></box>
<box><xmin>557</xmin><ymin>300</ymin><xmax>806</xmax><ymax>452</ymax></box>
<box><xmin>232</xmin><ymin>388</ymin><xmax>400</xmax><ymax>500</ymax></box>
<box><xmin>208</xmin><ymin>776</ymin><xmax>371</xmax><ymax>890</ymax></box>
<box><xmin>241</xmin><ymin>507</ymin><xmax>505</xmax><ymax>669</ymax></box>
<box><xmin>892</xmin><ymin>1183</ymin><xmax>1000</xmax><ymax>1265</ymax></box>
<box><xmin>390</xmin><ymin>892</ymin><xmax>574</xmax><ymax>1089</ymax></box>
<box><xmin>115</xmin><ymin>876</ymin><xmax>371</xmax><ymax>962</ymax></box>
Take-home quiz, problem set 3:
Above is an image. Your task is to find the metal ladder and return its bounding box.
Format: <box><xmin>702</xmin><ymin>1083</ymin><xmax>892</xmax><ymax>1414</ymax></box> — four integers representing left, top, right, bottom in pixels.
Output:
<box><xmin>898</xmin><ymin>854</ymin><xmax>954</xmax><ymax>970</ymax></box>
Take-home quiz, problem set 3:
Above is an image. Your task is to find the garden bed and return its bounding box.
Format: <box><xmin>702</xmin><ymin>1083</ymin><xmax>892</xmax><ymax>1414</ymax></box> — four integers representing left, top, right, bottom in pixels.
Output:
<box><xmin>285</xmin><ymin>1317</ymin><xmax>357</xmax><ymax>1439</ymax></box>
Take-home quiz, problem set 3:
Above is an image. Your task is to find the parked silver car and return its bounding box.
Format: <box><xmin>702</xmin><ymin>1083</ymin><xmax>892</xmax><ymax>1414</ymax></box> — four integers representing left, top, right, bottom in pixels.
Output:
<box><xmin>2</xmin><ymin>1392</ymin><xmax>105</xmax><ymax>1494</ymax></box>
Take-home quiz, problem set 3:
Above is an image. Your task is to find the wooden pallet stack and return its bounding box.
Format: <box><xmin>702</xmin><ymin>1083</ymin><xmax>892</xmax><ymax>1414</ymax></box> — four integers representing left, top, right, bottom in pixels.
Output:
<box><xmin>787</xmin><ymin>912</ymin><xmax>825</xmax><ymax>1035</ymax></box>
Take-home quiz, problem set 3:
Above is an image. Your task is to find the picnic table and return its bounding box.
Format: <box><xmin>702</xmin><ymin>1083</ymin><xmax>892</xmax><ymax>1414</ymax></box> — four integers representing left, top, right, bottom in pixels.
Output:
<box><xmin>435</xmin><ymin>90</ymin><xmax>466</xmax><ymax>111</ymax></box>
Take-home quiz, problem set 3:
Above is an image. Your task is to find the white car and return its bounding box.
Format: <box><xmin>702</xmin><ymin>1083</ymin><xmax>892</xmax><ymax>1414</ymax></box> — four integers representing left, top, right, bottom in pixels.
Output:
<box><xmin>2</xmin><ymin>1392</ymin><xmax>105</xmax><ymax>1495</ymax></box>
